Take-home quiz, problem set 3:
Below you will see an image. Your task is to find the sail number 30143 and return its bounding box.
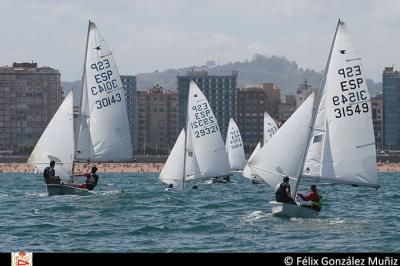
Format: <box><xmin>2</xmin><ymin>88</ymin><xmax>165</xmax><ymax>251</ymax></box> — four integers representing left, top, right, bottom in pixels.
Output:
<box><xmin>95</xmin><ymin>93</ymin><xmax>122</xmax><ymax>109</ymax></box>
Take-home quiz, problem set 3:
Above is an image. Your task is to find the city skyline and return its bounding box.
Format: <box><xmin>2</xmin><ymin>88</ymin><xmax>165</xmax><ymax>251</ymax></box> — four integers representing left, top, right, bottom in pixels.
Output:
<box><xmin>1</xmin><ymin>0</ymin><xmax>399</xmax><ymax>82</ymax></box>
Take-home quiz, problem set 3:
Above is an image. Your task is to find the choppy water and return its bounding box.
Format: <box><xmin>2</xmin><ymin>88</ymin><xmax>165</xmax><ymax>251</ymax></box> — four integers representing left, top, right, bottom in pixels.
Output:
<box><xmin>0</xmin><ymin>172</ymin><xmax>398</xmax><ymax>252</ymax></box>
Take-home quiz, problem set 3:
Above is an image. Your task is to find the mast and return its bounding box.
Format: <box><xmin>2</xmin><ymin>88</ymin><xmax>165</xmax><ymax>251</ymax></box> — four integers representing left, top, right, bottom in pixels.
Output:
<box><xmin>293</xmin><ymin>19</ymin><xmax>342</xmax><ymax>197</ymax></box>
<box><xmin>182</xmin><ymin>82</ymin><xmax>191</xmax><ymax>189</ymax></box>
<box><xmin>72</xmin><ymin>20</ymin><xmax>91</xmax><ymax>180</ymax></box>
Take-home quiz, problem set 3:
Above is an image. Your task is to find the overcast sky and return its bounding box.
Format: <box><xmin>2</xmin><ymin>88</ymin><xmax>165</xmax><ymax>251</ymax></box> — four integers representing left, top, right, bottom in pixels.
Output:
<box><xmin>1</xmin><ymin>0</ymin><xmax>399</xmax><ymax>82</ymax></box>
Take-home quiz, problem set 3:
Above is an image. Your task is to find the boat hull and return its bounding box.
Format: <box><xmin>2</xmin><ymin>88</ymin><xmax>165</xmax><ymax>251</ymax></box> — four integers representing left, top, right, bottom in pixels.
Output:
<box><xmin>251</xmin><ymin>176</ymin><xmax>266</xmax><ymax>184</ymax></box>
<box><xmin>211</xmin><ymin>178</ymin><xmax>228</xmax><ymax>184</ymax></box>
<box><xmin>269</xmin><ymin>201</ymin><xmax>319</xmax><ymax>218</ymax></box>
<box><xmin>46</xmin><ymin>184</ymin><xmax>91</xmax><ymax>196</ymax></box>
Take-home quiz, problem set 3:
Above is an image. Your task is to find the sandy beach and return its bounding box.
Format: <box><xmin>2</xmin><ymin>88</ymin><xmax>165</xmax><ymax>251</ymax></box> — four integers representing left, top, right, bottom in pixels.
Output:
<box><xmin>0</xmin><ymin>162</ymin><xmax>399</xmax><ymax>173</ymax></box>
<box><xmin>0</xmin><ymin>163</ymin><xmax>163</xmax><ymax>174</ymax></box>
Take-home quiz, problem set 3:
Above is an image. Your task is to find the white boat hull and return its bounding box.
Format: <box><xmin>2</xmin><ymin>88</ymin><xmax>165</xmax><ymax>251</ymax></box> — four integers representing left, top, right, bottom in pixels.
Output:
<box><xmin>270</xmin><ymin>201</ymin><xmax>319</xmax><ymax>218</ymax></box>
<box><xmin>46</xmin><ymin>184</ymin><xmax>91</xmax><ymax>196</ymax></box>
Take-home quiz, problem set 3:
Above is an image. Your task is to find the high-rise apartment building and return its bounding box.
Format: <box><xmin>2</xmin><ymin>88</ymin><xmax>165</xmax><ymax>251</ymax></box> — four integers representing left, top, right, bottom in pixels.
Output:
<box><xmin>177</xmin><ymin>70</ymin><xmax>238</xmax><ymax>138</ymax></box>
<box><xmin>383</xmin><ymin>67</ymin><xmax>400</xmax><ymax>149</ymax></box>
<box><xmin>0</xmin><ymin>62</ymin><xmax>62</xmax><ymax>155</ymax></box>
<box><xmin>236</xmin><ymin>83</ymin><xmax>281</xmax><ymax>151</ymax></box>
<box><xmin>121</xmin><ymin>75</ymin><xmax>137</xmax><ymax>154</ymax></box>
<box><xmin>371</xmin><ymin>93</ymin><xmax>384</xmax><ymax>150</ymax></box>
<box><xmin>295</xmin><ymin>80</ymin><xmax>314</xmax><ymax>108</ymax></box>
<box><xmin>136</xmin><ymin>85</ymin><xmax>178</xmax><ymax>155</ymax></box>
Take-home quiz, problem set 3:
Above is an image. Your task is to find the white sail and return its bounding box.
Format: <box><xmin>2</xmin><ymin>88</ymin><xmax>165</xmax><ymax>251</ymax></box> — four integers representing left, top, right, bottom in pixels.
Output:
<box><xmin>226</xmin><ymin>118</ymin><xmax>245</xmax><ymax>170</ymax></box>
<box><xmin>28</xmin><ymin>92</ymin><xmax>75</xmax><ymax>179</ymax></box>
<box><xmin>243</xmin><ymin>112</ymin><xmax>278</xmax><ymax>180</ymax></box>
<box><xmin>187</xmin><ymin>81</ymin><xmax>231</xmax><ymax>179</ymax></box>
<box><xmin>303</xmin><ymin>20</ymin><xmax>378</xmax><ymax>188</ymax></box>
<box><xmin>247</xmin><ymin>93</ymin><xmax>315</xmax><ymax>192</ymax></box>
<box><xmin>75</xmin><ymin>21</ymin><xmax>132</xmax><ymax>162</ymax></box>
<box><xmin>263</xmin><ymin>112</ymin><xmax>279</xmax><ymax>145</ymax></box>
<box><xmin>242</xmin><ymin>142</ymin><xmax>261</xmax><ymax>180</ymax></box>
<box><xmin>159</xmin><ymin>129</ymin><xmax>185</xmax><ymax>190</ymax></box>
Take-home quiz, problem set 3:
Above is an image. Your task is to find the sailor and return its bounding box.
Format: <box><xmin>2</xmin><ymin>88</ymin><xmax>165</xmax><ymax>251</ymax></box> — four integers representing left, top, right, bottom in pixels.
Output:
<box><xmin>165</xmin><ymin>183</ymin><xmax>174</xmax><ymax>191</ymax></box>
<box><xmin>73</xmin><ymin>166</ymin><xmax>99</xmax><ymax>191</ymax></box>
<box><xmin>297</xmin><ymin>184</ymin><xmax>323</xmax><ymax>212</ymax></box>
<box><xmin>43</xmin><ymin>160</ymin><xmax>61</xmax><ymax>184</ymax></box>
<box><xmin>222</xmin><ymin>175</ymin><xmax>230</xmax><ymax>182</ymax></box>
<box><xmin>275</xmin><ymin>176</ymin><xmax>296</xmax><ymax>204</ymax></box>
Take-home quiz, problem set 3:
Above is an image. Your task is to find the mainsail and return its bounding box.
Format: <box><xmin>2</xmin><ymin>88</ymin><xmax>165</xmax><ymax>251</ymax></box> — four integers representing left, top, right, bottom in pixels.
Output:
<box><xmin>75</xmin><ymin>21</ymin><xmax>132</xmax><ymax>162</ymax></box>
<box><xmin>186</xmin><ymin>81</ymin><xmax>231</xmax><ymax>179</ymax></box>
<box><xmin>226</xmin><ymin>118</ymin><xmax>245</xmax><ymax>170</ymax></box>
<box><xmin>263</xmin><ymin>112</ymin><xmax>279</xmax><ymax>145</ymax></box>
<box><xmin>242</xmin><ymin>111</ymin><xmax>279</xmax><ymax>180</ymax></box>
<box><xmin>302</xmin><ymin>20</ymin><xmax>378</xmax><ymax>188</ymax></box>
<box><xmin>28</xmin><ymin>92</ymin><xmax>75</xmax><ymax>179</ymax></box>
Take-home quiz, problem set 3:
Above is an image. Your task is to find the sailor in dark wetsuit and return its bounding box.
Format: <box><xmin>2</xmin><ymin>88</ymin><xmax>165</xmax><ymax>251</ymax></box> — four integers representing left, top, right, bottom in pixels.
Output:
<box><xmin>43</xmin><ymin>160</ymin><xmax>61</xmax><ymax>184</ymax></box>
<box><xmin>275</xmin><ymin>176</ymin><xmax>296</xmax><ymax>204</ymax></box>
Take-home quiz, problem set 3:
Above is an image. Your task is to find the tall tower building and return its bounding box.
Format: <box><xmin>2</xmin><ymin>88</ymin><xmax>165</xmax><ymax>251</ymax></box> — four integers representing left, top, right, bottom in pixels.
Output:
<box><xmin>0</xmin><ymin>62</ymin><xmax>62</xmax><ymax>155</ymax></box>
<box><xmin>383</xmin><ymin>67</ymin><xmax>400</xmax><ymax>149</ymax></box>
<box><xmin>236</xmin><ymin>83</ymin><xmax>280</xmax><ymax>152</ymax></box>
<box><xmin>177</xmin><ymin>70</ymin><xmax>238</xmax><ymax>138</ymax></box>
<box><xmin>121</xmin><ymin>75</ymin><xmax>137</xmax><ymax>154</ymax></box>
<box><xmin>136</xmin><ymin>85</ymin><xmax>178</xmax><ymax>155</ymax></box>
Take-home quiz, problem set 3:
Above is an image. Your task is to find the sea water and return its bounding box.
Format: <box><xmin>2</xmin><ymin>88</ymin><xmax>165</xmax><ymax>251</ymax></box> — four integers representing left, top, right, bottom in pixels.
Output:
<box><xmin>0</xmin><ymin>172</ymin><xmax>398</xmax><ymax>252</ymax></box>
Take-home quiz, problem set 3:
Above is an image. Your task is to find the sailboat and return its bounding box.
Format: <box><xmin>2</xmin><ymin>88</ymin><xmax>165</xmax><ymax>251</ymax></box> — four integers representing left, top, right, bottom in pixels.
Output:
<box><xmin>28</xmin><ymin>21</ymin><xmax>133</xmax><ymax>196</ymax></box>
<box><xmin>159</xmin><ymin>80</ymin><xmax>231</xmax><ymax>189</ymax></box>
<box><xmin>225</xmin><ymin>118</ymin><xmax>245</xmax><ymax>172</ymax></box>
<box><xmin>245</xmin><ymin>19</ymin><xmax>379</xmax><ymax>218</ymax></box>
<box><xmin>242</xmin><ymin>111</ymin><xmax>278</xmax><ymax>183</ymax></box>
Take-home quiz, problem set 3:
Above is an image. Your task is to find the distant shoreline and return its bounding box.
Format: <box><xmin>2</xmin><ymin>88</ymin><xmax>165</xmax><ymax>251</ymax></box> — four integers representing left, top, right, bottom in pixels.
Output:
<box><xmin>0</xmin><ymin>162</ymin><xmax>398</xmax><ymax>173</ymax></box>
<box><xmin>0</xmin><ymin>163</ymin><xmax>163</xmax><ymax>174</ymax></box>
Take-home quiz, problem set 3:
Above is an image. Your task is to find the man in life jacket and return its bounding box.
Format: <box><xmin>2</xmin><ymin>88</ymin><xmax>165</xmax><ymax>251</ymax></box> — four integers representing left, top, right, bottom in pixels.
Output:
<box><xmin>297</xmin><ymin>184</ymin><xmax>323</xmax><ymax>212</ymax></box>
<box><xmin>275</xmin><ymin>176</ymin><xmax>296</xmax><ymax>204</ymax></box>
<box><xmin>73</xmin><ymin>166</ymin><xmax>99</xmax><ymax>191</ymax></box>
<box><xmin>43</xmin><ymin>160</ymin><xmax>61</xmax><ymax>184</ymax></box>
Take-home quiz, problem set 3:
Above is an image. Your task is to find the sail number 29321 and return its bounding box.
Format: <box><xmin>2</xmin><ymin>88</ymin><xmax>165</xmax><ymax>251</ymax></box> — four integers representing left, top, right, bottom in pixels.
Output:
<box><xmin>190</xmin><ymin>103</ymin><xmax>219</xmax><ymax>138</ymax></box>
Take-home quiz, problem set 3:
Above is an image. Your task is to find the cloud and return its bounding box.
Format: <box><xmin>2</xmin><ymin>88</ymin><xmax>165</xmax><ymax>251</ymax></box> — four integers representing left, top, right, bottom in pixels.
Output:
<box><xmin>0</xmin><ymin>0</ymin><xmax>399</xmax><ymax>81</ymax></box>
